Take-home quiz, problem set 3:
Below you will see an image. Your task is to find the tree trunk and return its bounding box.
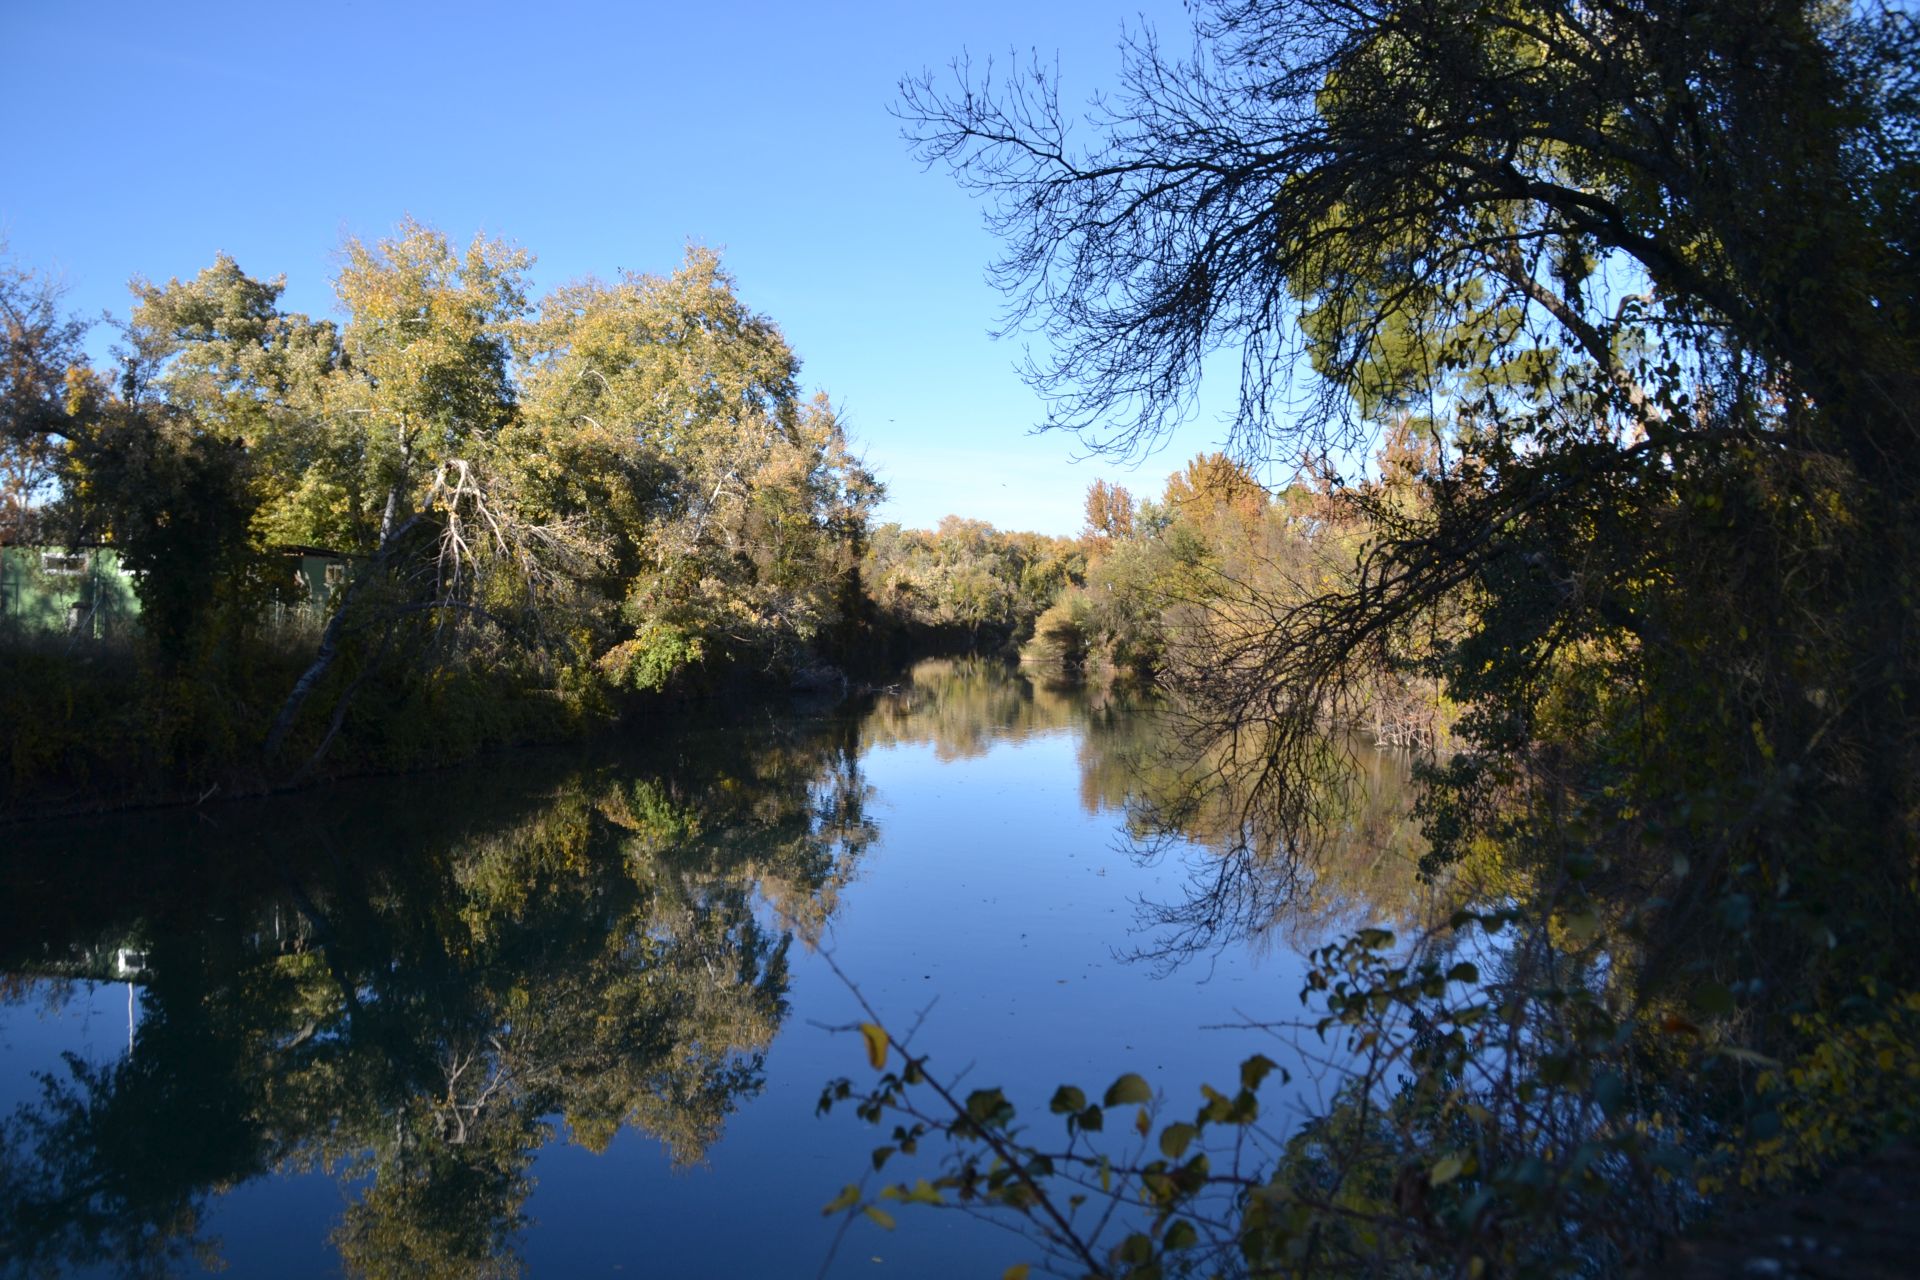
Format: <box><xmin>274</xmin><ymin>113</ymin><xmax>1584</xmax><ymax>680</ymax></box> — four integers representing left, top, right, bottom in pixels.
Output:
<box><xmin>263</xmin><ymin>516</ymin><xmax>418</xmax><ymax>759</ymax></box>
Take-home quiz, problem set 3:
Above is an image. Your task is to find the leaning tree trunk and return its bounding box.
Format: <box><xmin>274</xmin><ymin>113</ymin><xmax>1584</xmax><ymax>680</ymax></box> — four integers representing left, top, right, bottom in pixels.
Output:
<box><xmin>263</xmin><ymin>515</ymin><xmax>419</xmax><ymax>759</ymax></box>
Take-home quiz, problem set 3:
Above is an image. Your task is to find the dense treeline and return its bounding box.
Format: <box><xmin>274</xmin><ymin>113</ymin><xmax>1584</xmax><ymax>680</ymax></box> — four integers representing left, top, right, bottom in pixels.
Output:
<box><xmin>1031</xmin><ymin>443</ymin><xmax>1450</xmax><ymax>748</ymax></box>
<box><xmin>2</xmin><ymin>229</ymin><xmax>880</xmax><ymax>801</ymax></box>
<box><xmin>866</xmin><ymin>516</ymin><xmax>1085</xmax><ymax>655</ymax></box>
<box><xmin>821</xmin><ymin>1</ymin><xmax>1920</xmax><ymax>1275</ymax></box>
<box><xmin>0</xmin><ymin>231</ymin><xmax>1084</xmax><ymax>809</ymax></box>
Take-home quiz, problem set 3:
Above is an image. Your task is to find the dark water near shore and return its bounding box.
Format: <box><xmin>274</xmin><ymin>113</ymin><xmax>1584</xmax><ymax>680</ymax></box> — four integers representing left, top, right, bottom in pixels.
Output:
<box><xmin>0</xmin><ymin>659</ymin><xmax>1424</xmax><ymax>1278</ymax></box>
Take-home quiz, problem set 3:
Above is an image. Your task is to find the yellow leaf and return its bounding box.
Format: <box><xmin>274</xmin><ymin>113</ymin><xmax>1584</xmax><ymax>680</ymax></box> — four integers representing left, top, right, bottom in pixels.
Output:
<box><xmin>1560</xmin><ymin>909</ymin><xmax>1602</xmax><ymax>947</ymax></box>
<box><xmin>1004</xmin><ymin>1267</ymin><xmax>1032</xmax><ymax>1280</ymax></box>
<box><xmin>860</xmin><ymin>1022</ymin><xmax>888</xmax><ymax>1071</ymax></box>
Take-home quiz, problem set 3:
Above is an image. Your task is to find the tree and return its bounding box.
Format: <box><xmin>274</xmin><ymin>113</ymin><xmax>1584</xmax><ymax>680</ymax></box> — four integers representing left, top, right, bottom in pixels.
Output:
<box><xmin>512</xmin><ymin>248</ymin><xmax>880</xmax><ymax>690</ymax></box>
<box><xmin>332</xmin><ymin>219</ymin><xmax>530</xmax><ymax>546</ymax></box>
<box><xmin>1081</xmin><ymin>478</ymin><xmax>1135</xmax><ymax>543</ymax></box>
<box><xmin>904</xmin><ymin>0</ymin><xmax>1917</xmax><ymax>469</ymax></box>
<box><xmin>864</xmin><ymin>516</ymin><xmax>1084</xmax><ymax>653</ymax></box>
<box><xmin>1160</xmin><ymin>452</ymin><xmax>1266</xmax><ymax>531</ymax></box>
<box><xmin>123</xmin><ymin>253</ymin><xmax>341</xmax><ymax>545</ymax></box>
<box><xmin>262</xmin><ymin>224</ymin><xmax>603</xmax><ymax>761</ymax></box>
<box><xmin>904</xmin><ymin>0</ymin><xmax>1919</xmax><ymax>950</ymax></box>
<box><xmin>858</xmin><ymin>2</ymin><xmax>1920</xmax><ymax>1272</ymax></box>
<box><xmin>58</xmin><ymin>379</ymin><xmax>261</xmax><ymax>666</ymax></box>
<box><xmin>0</xmin><ymin>250</ymin><xmax>89</xmax><ymax>545</ymax></box>
<box><xmin>3</xmin><ymin>230</ymin><xmax>887</xmax><ymax>800</ymax></box>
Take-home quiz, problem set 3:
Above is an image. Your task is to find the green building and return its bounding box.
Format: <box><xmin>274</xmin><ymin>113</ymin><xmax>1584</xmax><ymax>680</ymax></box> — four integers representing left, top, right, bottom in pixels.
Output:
<box><xmin>273</xmin><ymin>546</ymin><xmax>351</xmax><ymax>626</ymax></box>
<box><xmin>0</xmin><ymin>546</ymin><xmax>142</xmax><ymax>639</ymax></box>
<box><xmin>0</xmin><ymin>545</ymin><xmax>350</xmax><ymax>638</ymax></box>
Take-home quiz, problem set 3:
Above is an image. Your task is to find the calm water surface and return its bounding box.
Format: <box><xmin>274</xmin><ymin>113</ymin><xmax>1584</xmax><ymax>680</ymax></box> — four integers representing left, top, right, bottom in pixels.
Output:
<box><xmin>0</xmin><ymin>660</ymin><xmax>1422</xmax><ymax>1278</ymax></box>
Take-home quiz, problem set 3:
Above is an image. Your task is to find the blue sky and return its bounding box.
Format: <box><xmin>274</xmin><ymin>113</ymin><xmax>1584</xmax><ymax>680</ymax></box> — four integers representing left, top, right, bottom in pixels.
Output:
<box><xmin>1</xmin><ymin>0</ymin><xmax>1238</xmax><ymax>536</ymax></box>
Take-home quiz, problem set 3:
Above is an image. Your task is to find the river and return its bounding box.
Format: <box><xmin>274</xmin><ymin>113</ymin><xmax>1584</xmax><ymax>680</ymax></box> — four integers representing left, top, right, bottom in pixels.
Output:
<box><xmin>0</xmin><ymin>658</ymin><xmax>1426</xmax><ymax>1278</ymax></box>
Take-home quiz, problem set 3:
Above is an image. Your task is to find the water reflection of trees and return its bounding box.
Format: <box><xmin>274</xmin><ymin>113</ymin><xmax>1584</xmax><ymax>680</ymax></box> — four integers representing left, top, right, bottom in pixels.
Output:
<box><xmin>859</xmin><ymin>657</ymin><xmax>1127</xmax><ymax>760</ymax></box>
<box><xmin>869</xmin><ymin>659</ymin><xmax>1438</xmax><ymax>965</ymax></box>
<box><xmin>1106</xmin><ymin>732</ymin><xmax>1442</xmax><ymax>970</ymax></box>
<box><xmin>0</xmin><ymin>662</ymin><xmax>1437</xmax><ymax>1276</ymax></box>
<box><xmin>0</xmin><ymin>718</ymin><xmax>873</xmax><ymax>1279</ymax></box>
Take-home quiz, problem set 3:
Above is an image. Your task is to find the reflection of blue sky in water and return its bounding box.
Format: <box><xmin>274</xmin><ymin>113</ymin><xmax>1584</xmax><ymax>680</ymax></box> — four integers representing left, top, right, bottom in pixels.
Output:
<box><xmin>0</xmin><ymin>982</ymin><xmax>140</xmax><ymax>1113</ymax></box>
<box><xmin>0</xmin><ymin>661</ymin><xmax>1413</xmax><ymax>1278</ymax></box>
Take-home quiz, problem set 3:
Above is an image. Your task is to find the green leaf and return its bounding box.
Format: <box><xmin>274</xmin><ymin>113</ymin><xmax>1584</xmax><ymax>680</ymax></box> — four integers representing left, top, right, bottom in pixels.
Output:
<box><xmin>1104</xmin><ymin>1072</ymin><xmax>1152</xmax><ymax>1106</ymax></box>
<box><xmin>1240</xmin><ymin>1053</ymin><xmax>1280</xmax><ymax>1091</ymax></box>
<box><xmin>1430</xmin><ymin>1154</ymin><xmax>1467</xmax><ymax>1186</ymax></box>
<box><xmin>1159</xmin><ymin>1122</ymin><xmax>1197</xmax><ymax>1159</ymax></box>
<box><xmin>1050</xmin><ymin>1085</ymin><xmax>1087</xmax><ymax>1114</ymax></box>
<box><xmin>967</xmin><ymin>1088</ymin><xmax>1010</xmax><ymax>1126</ymax></box>
<box><xmin>863</xmin><ymin>1205</ymin><xmax>896</xmax><ymax>1230</ymax></box>
<box><xmin>1164</xmin><ymin>1219</ymin><xmax>1198</xmax><ymax>1251</ymax></box>
<box><xmin>823</xmin><ymin>1184</ymin><xmax>860</xmax><ymax>1215</ymax></box>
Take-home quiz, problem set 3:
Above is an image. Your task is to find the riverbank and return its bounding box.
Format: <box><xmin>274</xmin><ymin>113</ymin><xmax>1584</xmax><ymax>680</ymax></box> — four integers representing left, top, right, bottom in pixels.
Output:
<box><xmin>0</xmin><ymin>633</ymin><xmax>924</xmax><ymax>823</ymax></box>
